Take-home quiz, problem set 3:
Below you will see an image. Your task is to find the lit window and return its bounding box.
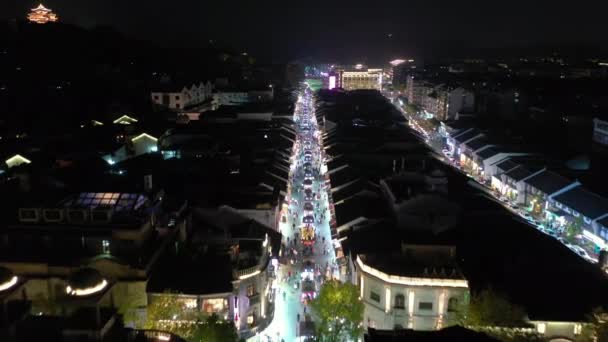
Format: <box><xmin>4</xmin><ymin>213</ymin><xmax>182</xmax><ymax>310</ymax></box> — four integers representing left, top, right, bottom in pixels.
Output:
<box><xmin>574</xmin><ymin>323</ymin><xmax>582</xmax><ymax>335</ymax></box>
<box><xmin>247</xmin><ymin>314</ymin><xmax>255</xmax><ymax>325</ymax></box>
<box><xmin>537</xmin><ymin>322</ymin><xmax>546</xmax><ymax>334</ymax></box>
<box><xmin>102</xmin><ymin>240</ymin><xmax>110</xmax><ymax>254</ymax></box>
<box><xmin>247</xmin><ymin>284</ymin><xmax>256</xmax><ymax>297</ymax></box>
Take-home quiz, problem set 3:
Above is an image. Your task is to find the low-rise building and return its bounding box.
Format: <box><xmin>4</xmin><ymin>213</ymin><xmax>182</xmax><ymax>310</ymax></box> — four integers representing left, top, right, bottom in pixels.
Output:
<box><xmin>1</xmin><ymin>188</ymin><xmax>181</xmax><ymax>330</ymax></box>
<box><xmin>355</xmin><ymin>241</ymin><xmax>468</xmax><ymax>331</ymax></box>
<box><xmin>549</xmin><ymin>187</ymin><xmax>608</xmax><ymax>251</ymax></box>
<box><xmin>151</xmin><ymin>81</ymin><xmax>213</xmax><ymax>111</ymax></box>
<box><xmin>147</xmin><ymin>206</ymin><xmax>281</xmax><ymax>339</ymax></box>
<box><xmin>522</xmin><ymin>170</ymin><xmax>578</xmax><ymax>214</ymax></box>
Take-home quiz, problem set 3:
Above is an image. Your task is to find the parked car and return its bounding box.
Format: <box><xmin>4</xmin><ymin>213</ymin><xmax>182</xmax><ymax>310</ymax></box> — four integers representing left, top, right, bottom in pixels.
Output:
<box><xmin>303</xmin><ymin>215</ymin><xmax>314</xmax><ymax>224</ymax></box>
<box><xmin>569</xmin><ymin>245</ymin><xmax>592</xmax><ymax>259</ymax></box>
<box><xmin>304</xmin><ymin>171</ymin><xmax>314</xmax><ymax>180</ymax></box>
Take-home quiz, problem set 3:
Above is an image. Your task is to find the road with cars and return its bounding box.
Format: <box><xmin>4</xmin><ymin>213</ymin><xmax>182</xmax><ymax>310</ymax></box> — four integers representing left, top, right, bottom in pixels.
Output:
<box><xmin>253</xmin><ymin>85</ymin><xmax>338</xmax><ymax>341</ymax></box>
<box><xmin>390</xmin><ymin>96</ymin><xmax>598</xmax><ymax>264</ymax></box>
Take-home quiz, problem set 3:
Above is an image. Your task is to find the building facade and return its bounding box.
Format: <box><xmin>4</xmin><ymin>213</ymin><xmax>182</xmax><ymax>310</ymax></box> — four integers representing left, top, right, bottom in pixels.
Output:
<box><xmin>151</xmin><ymin>81</ymin><xmax>213</xmax><ymax>111</ymax></box>
<box><xmin>355</xmin><ymin>246</ymin><xmax>469</xmax><ymax>331</ymax></box>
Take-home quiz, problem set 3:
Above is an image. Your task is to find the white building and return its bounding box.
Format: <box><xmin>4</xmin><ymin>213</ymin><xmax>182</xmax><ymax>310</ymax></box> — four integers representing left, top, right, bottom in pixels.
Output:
<box><xmin>151</xmin><ymin>81</ymin><xmax>213</xmax><ymax>111</ymax></box>
<box><xmin>355</xmin><ymin>245</ymin><xmax>469</xmax><ymax>331</ymax></box>
<box><xmin>340</xmin><ymin>69</ymin><xmax>383</xmax><ymax>91</ymax></box>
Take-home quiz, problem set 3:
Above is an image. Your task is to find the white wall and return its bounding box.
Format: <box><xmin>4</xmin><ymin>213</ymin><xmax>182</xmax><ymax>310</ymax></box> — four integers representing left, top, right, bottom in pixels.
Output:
<box><xmin>359</xmin><ymin>271</ymin><xmax>468</xmax><ymax>331</ymax></box>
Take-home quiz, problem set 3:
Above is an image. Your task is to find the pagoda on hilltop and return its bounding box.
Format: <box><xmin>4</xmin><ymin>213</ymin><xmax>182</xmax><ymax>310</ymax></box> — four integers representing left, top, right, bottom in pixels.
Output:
<box><xmin>27</xmin><ymin>4</ymin><xmax>59</xmax><ymax>24</ymax></box>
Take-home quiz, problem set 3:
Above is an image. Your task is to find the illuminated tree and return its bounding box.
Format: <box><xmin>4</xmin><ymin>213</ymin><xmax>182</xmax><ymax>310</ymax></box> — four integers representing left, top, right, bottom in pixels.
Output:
<box><xmin>144</xmin><ymin>293</ymin><xmax>239</xmax><ymax>342</ymax></box>
<box><xmin>310</xmin><ymin>280</ymin><xmax>364</xmax><ymax>342</ymax></box>
<box><xmin>190</xmin><ymin>314</ymin><xmax>240</xmax><ymax>342</ymax></box>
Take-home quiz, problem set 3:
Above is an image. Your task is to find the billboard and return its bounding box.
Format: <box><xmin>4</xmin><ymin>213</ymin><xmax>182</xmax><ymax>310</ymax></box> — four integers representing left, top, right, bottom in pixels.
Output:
<box><xmin>329</xmin><ymin>76</ymin><xmax>336</xmax><ymax>90</ymax></box>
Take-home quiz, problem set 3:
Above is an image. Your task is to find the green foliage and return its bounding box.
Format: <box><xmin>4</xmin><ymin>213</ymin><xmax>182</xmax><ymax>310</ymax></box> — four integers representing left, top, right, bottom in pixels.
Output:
<box><xmin>190</xmin><ymin>314</ymin><xmax>239</xmax><ymax>342</ymax></box>
<box><xmin>144</xmin><ymin>292</ymin><xmax>238</xmax><ymax>342</ymax></box>
<box><xmin>309</xmin><ymin>280</ymin><xmax>364</xmax><ymax>342</ymax></box>
<box><xmin>579</xmin><ymin>307</ymin><xmax>608</xmax><ymax>342</ymax></box>
<box><xmin>404</xmin><ymin>103</ymin><xmax>420</xmax><ymax>115</ymax></box>
<box><xmin>456</xmin><ymin>288</ymin><xmax>527</xmax><ymax>328</ymax></box>
<box><xmin>565</xmin><ymin>216</ymin><xmax>584</xmax><ymax>244</ymax></box>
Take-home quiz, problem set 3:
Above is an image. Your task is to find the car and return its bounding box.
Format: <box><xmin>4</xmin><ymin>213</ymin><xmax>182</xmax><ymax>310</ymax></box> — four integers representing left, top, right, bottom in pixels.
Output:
<box><xmin>304</xmin><ymin>155</ymin><xmax>312</xmax><ymax>162</ymax></box>
<box><xmin>304</xmin><ymin>189</ymin><xmax>313</xmax><ymax>201</ymax></box>
<box><xmin>569</xmin><ymin>245</ymin><xmax>592</xmax><ymax>259</ymax></box>
<box><xmin>519</xmin><ymin>212</ymin><xmax>533</xmax><ymax>221</ymax></box>
<box><xmin>545</xmin><ymin>228</ymin><xmax>558</xmax><ymax>238</ymax></box>
<box><xmin>303</xmin><ymin>179</ymin><xmax>313</xmax><ymax>188</ymax></box>
<box><xmin>303</xmin><ymin>215</ymin><xmax>314</xmax><ymax>224</ymax></box>
<box><xmin>303</xmin><ymin>202</ymin><xmax>314</xmax><ymax>212</ymax></box>
<box><xmin>304</xmin><ymin>171</ymin><xmax>313</xmax><ymax>180</ymax></box>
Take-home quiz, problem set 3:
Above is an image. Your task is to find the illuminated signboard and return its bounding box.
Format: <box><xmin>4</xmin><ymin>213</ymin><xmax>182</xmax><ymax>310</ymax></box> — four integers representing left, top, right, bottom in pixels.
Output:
<box><xmin>329</xmin><ymin>76</ymin><xmax>336</xmax><ymax>90</ymax></box>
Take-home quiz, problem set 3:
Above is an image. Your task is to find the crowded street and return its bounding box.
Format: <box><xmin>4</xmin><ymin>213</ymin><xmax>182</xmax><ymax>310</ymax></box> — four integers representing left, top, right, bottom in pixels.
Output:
<box><xmin>253</xmin><ymin>84</ymin><xmax>338</xmax><ymax>341</ymax></box>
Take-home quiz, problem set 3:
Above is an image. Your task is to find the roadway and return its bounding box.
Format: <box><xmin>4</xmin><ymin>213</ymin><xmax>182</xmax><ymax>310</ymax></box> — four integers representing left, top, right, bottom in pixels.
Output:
<box><xmin>252</xmin><ymin>85</ymin><xmax>337</xmax><ymax>341</ymax></box>
<box><xmin>387</xmin><ymin>94</ymin><xmax>599</xmax><ymax>264</ymax></box>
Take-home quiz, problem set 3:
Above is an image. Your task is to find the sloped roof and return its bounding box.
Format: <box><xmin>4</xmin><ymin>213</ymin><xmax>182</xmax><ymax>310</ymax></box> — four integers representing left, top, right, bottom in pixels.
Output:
<box><xmin>524</xmin><ymin>170</ymin><xmax>573</xmax><ymax>195</ymax></box>
<box><xmin>553</xmin><ymin>186</ymin><xmax>608</xmax><ymax>219</ymax></box>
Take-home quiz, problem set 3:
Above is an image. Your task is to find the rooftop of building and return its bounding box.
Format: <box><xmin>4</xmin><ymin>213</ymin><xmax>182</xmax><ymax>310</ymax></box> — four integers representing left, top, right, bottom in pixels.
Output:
<box><xmin>475</xmin><ymin>146</ymin><xmax>500</xmax><ymax>160</ymax></box>
<box><xmin>146</xmin><ymin>243</ymin><xmax>234</xmax><ymax>295</ymax></box>
<box><xmin>453</xmin><ymin>129</ymin><xmax>481</xmax><ymax>144</ymax></box>
<box><xmin>358</xmin><ymin>246</ymin><xmax>465</xmax><ymax>280</ymax></box>
<box><xmin>553</xmin><ymin>186</ymin><xmax>608</xmax><ymax>219</ymax></box>
<box><xmin>464</xmin><ymin>136</ymin><xmax>491</xmax><ymax>151</ymax></box>
<box><xmin>524</xmin><ymin>169</ymin><xmax>574</xmax><ymax>194</ymax></box>
<box><xmin>503</xmin><ymin>165</ymin><xmax>534</xmax><ymax>182</ymax></box>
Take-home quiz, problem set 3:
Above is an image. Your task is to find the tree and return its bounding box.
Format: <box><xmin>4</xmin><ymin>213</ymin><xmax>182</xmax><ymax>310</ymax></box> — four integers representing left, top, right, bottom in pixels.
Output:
<box><xmin>579</xmin><ymin>307</ymin><xmax>608</xmax><ymax>342</ymax></box>
<box><xmin>310</xmin><ymin>279</ymin><xmax>364</xmax><ymax>342</ymax></box>
<box><xmin>144</xmin><ymin>293</ymin><xmax>239</xmax><ymax>342</ymax></box>
<box><xmin>404</xmin><ymin>103</ymin><xmax>420</xmax><ymax>116</ymax></box>
<box><xmin>190</xmin><ymin>314</ymin><xmax>240</xmax><ymax>342</ymax></box>
<box><xmin>457</xmin><ymin>288</ymin><xmax>527</xmax><ymax>328</ymax></box>
<box><xmin>565</xmin><ymin>216</ymin><xmax>584</xmax><ymax>244</ymax></box>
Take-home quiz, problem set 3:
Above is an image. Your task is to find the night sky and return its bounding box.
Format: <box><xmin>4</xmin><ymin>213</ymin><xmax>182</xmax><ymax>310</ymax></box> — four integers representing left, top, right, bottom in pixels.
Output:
<box><xmin>3</xmin><ymin>0</ymin><xmax>608</xmax><ymax>63</ymax></box>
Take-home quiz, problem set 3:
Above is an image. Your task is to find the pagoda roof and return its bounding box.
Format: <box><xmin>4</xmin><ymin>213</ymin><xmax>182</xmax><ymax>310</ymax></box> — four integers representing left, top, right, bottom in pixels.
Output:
<box><xmin>32</xmin><ymin>4</ymin><xmax>53</xmax><ymax>12</ymax></box>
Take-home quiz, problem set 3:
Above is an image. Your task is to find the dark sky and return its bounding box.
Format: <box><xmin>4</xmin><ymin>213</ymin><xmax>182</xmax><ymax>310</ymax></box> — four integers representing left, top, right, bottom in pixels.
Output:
<box><xmin>3</xmin><ymin>0</ymin><xmax>608</xmax><ymax>63</ymax></box>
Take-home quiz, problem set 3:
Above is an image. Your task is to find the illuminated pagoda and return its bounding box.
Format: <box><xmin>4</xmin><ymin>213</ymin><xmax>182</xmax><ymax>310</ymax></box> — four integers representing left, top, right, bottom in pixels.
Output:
<box><xmin>27</xmin><ymin>3</ymin><xmax>59</xmax><ymax>24</ymax></box>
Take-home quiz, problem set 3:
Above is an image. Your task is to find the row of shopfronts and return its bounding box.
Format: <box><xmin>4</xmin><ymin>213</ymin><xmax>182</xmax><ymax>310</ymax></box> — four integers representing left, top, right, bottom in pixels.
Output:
<box><xmin>442</xmin><ymin>125</ymin><xmax>608</xmax><ymax>257</ymax></box>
